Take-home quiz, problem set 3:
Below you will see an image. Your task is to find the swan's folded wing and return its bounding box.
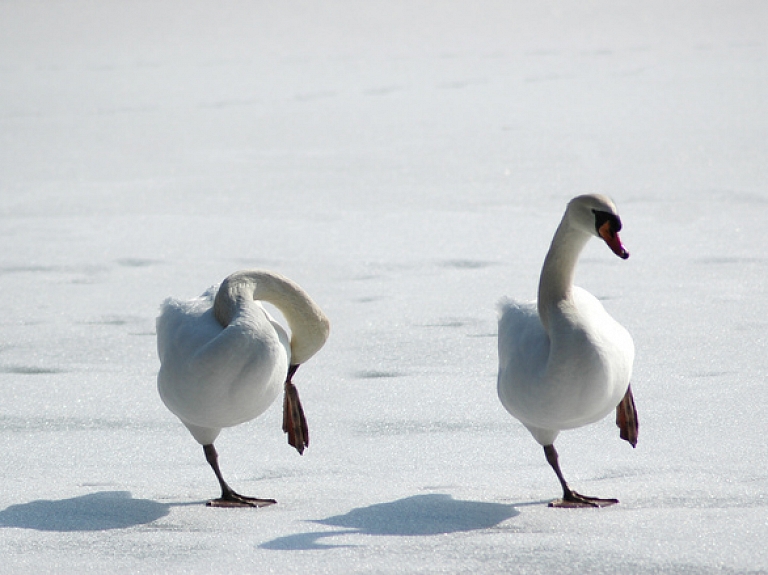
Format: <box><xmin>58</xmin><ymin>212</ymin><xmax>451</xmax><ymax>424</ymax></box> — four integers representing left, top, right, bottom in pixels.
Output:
<box><xmin>497</xmin><ymin>299</ymin><xmax>549</xmax><ymax>380</ymax></box>
<box><xmin>158</xmin><ymin>305</ymin><xmax>285</xmax><ymax>429</ymax></box>
<box><xmin>156</xmin><ymin>290</ymin><xmax>218</xmax><ymax>362</ymax></box>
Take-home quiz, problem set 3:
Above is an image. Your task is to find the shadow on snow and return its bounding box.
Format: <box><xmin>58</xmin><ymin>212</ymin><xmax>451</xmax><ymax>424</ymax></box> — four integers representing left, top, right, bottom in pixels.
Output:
<box><xmin>0</xmin><ymin>491</ymin><xmax>170</xmax><ymax>532</ymax></box>
<box><xmin>260</xmin><ymin>493</ymin><xmax>519</xmax><ymax>550</ymax></box>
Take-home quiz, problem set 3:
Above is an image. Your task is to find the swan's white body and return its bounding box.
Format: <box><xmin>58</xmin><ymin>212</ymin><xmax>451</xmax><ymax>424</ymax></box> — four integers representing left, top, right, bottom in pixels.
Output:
<box><xmin>157</xmin><ymin>286</ymin><xmax>289</xmax><ymax>445</ymax></box>
<box><xmin>156</xmin><ymin>270</ymin><xmax>329</xmax><ymax>506</ymax></box>
<box><xmin>497</xmin><ymin>195</ymin><xmax>636</xmax><ymax>506</ymax></box>
<box><xmin>498</xmin><ymin>287</ymin><xmax>634</xmax><ymax>446</ymax></box>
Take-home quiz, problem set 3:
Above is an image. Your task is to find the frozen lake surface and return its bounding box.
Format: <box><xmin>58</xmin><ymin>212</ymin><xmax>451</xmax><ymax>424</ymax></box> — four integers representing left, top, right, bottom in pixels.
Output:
<box><xmin>1</xmin><ymin>1</ymin><xmax>767</xmax><ymax>573</ymax></box>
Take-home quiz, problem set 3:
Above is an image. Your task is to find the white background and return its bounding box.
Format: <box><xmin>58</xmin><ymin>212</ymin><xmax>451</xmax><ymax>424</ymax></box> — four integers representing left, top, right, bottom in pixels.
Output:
<box><xmin>1</xmin><ymin>1</ymin><xmax>767</xmax><ymax>573</ymax></box>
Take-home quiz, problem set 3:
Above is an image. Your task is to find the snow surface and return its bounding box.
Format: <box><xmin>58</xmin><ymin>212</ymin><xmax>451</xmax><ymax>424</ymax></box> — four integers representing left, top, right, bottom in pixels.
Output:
<box><xmin>1</xmin><ymin>1</ymin><xmax>767</xmax><ymax>573</ymax></box>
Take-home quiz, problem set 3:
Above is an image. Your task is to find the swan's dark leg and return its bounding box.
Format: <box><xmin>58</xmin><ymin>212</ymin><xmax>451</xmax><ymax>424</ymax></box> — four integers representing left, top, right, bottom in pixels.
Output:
<box><xmin>616</xmin><ymin>384</ymin><xmax>638</xmax><ymax>447</ymax></box>
<box><xmin>203</xmin><ymin>444</ymin><xmax>276</xmax><ymax>508</ymax></box>
<box><xmin>543</xmin><ymin>444</ymin><xmax>618</xmax><ymax>508</ymax></box>
<box><xmin>283</xmin><ymin>364</ymin><xmax>310</xmax><ymax>455</ymax></box>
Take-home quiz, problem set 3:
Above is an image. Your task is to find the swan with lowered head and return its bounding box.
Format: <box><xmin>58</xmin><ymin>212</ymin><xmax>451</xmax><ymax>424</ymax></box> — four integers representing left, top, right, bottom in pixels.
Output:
<box><xmin>497</xmin><ymin>194</ymin><xmax>637</xmax><ymax>507</ymax></box>
<box><xmin>157</xmin><ymin>269</ymin><xmax>330</xmax><ymax>507</ymax></box>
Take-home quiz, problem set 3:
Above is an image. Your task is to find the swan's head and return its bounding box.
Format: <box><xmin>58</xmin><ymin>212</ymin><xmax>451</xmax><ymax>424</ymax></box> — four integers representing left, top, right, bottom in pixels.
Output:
<box><xmin>568</xmin><ymin>194</ymin><xmax>629</xmax><ymax>259</ymax></box>
<box><xmin>214</xmin><ymin>269</ymin><xmax>331</xmax><ymax>366</ymax></box>
<box><xmin>289</xmin><ymin>310</ymin><xmax>330</xmax><ymax>366</ymax></box>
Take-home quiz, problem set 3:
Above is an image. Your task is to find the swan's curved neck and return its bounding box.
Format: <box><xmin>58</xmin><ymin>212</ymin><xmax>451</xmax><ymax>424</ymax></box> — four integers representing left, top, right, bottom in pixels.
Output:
<box><xmin>537</xmin><ymin>219</ymin><xmax>591</xmax><ymax>331</ymax></box>
<box><xmin>213</xmin><ymin>270</ymin><xmax>330</xmax><ymax>365</ymax></box>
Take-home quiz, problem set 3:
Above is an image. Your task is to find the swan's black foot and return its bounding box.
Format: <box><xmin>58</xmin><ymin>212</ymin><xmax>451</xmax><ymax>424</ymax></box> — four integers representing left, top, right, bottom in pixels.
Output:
<box><xmin>548</xmin><ymin>491</ymin><xmax>618</xmax><ymax>508</ymax></box>
<box><xmin>206</xmin><ymin>492</ymin><xmax>276</xmax><ymax>508</ymax></box>
<box><xmin>283</xmin><ymin>366</ymin><xmax>309</xmax><ymax>455</ymax></box>
<box><xmin>542</xmin><ymin>444</ymin><xmax>620</xmax><ymax>508</ymax></box>
<box><xmin>201</xmin><ymin>444</ymin><xmax>276</xmax><ymax>508</ymax></box>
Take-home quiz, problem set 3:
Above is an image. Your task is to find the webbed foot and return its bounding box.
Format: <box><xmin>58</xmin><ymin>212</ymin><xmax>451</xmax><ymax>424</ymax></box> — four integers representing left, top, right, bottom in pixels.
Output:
<box><xmin>283</xmin><ymin>365</ymin><xmax>309</xmax><ymax>454</ymax></box>
<box><xmin>548</xmin><ymin>491</ymin><xmax>618</xmax><ymax>508</ymax></box>
<box><xmin>206</xmin><ymin>492</ymin><xmax>276</xmax><ymax>508</ymax></box>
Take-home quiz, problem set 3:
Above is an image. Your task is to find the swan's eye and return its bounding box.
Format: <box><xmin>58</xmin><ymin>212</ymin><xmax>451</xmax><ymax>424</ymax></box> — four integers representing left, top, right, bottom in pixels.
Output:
<box><xmin>592</xmin><ymin>209</ymin><xmax>622</xmax><ymax>235</ymax></box>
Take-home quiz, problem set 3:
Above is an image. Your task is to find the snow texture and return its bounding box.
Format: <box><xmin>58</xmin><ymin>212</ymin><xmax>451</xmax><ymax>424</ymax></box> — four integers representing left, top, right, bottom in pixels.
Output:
<box><xmin>1</xmin><ymin>1</ymin><xmax>767</xmax><ymax>573</ymax></box>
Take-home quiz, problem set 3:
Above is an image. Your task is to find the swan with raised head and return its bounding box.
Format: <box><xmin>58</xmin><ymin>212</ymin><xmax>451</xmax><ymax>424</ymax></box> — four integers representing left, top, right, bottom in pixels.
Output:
<box><xmin>157</xmin><ymin>270</ymin><xmax>330</xmax><ymax>507</ymax></box>
<box><xmin>497</xmin><ymin>194</ymin><xmax>638</xmax><ymax>507</ymax></box>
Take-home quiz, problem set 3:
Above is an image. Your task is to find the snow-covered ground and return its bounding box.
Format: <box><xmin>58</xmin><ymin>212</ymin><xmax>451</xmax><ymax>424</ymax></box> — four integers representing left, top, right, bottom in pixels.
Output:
<box><xmin>1</xmin><ymin>1</ymin><xmax>767</xmax><ymax>573</ymax></box>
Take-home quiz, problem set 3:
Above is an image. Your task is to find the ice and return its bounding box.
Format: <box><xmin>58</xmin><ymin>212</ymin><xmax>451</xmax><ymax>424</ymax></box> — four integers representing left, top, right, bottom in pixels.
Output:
<box><xmin>1</xmin><ymin>1</ymin><xmax>767</xmax><ymax>573</ymax></box>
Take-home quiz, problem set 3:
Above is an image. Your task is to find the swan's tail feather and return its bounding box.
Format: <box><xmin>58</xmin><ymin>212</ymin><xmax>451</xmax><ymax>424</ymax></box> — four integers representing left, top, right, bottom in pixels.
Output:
<box><xmin>616</xmin><ymin>384</ymin><xmax>638</xmax><ymax>448</ymax></box>
<box><xmin>283</xmin><ymin>376</ymin><xmax>309</xmax><ymax>455</ymax></box>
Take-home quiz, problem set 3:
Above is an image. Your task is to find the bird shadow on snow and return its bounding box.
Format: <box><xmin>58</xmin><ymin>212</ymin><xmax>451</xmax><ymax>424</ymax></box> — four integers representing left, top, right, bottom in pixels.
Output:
<box><xmin>260</xmin><ymin>493</ymin><xmax>519</xmax><ymax>550</ymax></box>
<box><xmin>0</xmin><ymin>491</ymin><xmax>171</xmax><ymax>532</ymax></box>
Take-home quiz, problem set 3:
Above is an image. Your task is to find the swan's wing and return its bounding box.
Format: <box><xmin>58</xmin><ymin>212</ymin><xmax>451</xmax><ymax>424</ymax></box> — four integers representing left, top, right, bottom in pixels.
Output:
<box><xmin>156</xmin><ymin>291</ymin><xmax>286</xmax><ymax>429</ymax></box>
<box><xmin>156</xmin><ymin>287</ymin><xmax>219</xmax><ymax>362</ymax></box>
<box><xmin>156</xmin><ymin>293</ymin><xmax>223</xmax><ymax>416</ymax></box>
<box><xmin>157</xmin><ymin>301</ymin><xmax>284</xmax><ymax>396</ymax></box>
<box><xmin>496</xmin><ymin>299</ymin><xmax>554</xmax><ymax>436</ymax></box>
<box><xmin>497</xmin><ymin>298</ymin><xmax>549</xmax><ymax>381</ymax></box>
<box><xmin>155</xmin><ymin>295</ymin><xmax>223</xmax><ymax>363</ymax></box>
<box><xmin>189</xmin><ymin>310</ymin><xmax>281</xmax><ymax>385</ymax></box>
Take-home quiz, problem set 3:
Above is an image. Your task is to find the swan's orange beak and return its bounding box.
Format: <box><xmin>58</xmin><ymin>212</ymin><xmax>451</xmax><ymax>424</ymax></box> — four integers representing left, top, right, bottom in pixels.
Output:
<box><xmin>598</xmin><ymin>221</ymin><xmax>629</xmax><ymax>259</ymax></box>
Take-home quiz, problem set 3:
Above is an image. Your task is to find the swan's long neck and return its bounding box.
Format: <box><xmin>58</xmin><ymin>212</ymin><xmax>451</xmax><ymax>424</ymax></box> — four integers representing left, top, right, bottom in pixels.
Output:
<box><xmin>537</xmin><ymin>218</ymin><xmax>591</xmax><ymax>332</ymax></box>
<box><xmin>213</xmin><ymin>270</ymin><xmax>330</xmax><ymax>365</ymax></box>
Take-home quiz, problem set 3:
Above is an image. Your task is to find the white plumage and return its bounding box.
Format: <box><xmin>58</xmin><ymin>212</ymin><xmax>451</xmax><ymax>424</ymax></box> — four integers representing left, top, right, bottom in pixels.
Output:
<box><xmin>497</xmin><ymin>194</ymin><xmax>637</xmax><ymax>507</ymax></box>
<box><xmin>157</xmin><ymin>286</ymin><xmax>289</xmax><ymax>445</ymax></box>
<box><xmin>157</xmin><ymin>270</ymin><xmax>329</xmax><ymax>507</ymax></box>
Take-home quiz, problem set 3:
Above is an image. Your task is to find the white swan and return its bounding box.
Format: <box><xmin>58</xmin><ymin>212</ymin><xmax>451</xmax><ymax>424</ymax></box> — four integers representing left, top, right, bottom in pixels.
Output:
<box><xmin>157</xmin><ymin>270</ymin><xmax>330</xmax><ymax>507</ymax></box>
<box><xmin>497</xmin><ymin>194</ymin><xmax>637</xmax><ymax>507</ymax></box>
